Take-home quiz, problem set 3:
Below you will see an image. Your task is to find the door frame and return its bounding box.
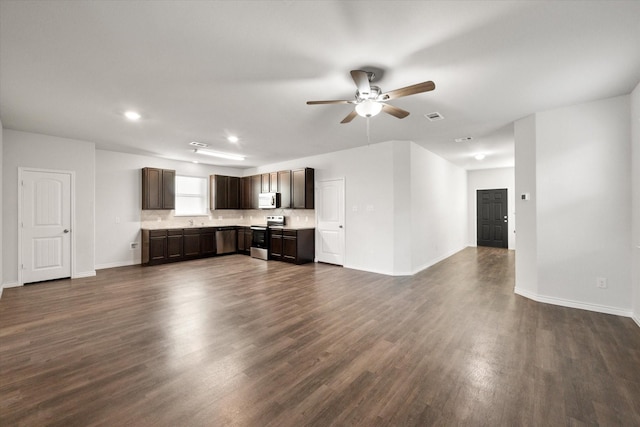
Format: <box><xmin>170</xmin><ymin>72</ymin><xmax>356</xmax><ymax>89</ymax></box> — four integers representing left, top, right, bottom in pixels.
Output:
<box><xmin>18</xmin><ymin>167</ymin><xmax>76</xmax><ymax>286</ymax></box>
<box><xmin>315</xmin><ymin>177</ymin><xmax>346</xmax><ymax>265</ymax></box>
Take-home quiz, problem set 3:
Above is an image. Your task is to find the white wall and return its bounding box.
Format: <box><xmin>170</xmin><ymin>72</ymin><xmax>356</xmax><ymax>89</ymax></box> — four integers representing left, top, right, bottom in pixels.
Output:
<box><xmin>3</xmin><ymin>130</ymin><xmax>96</xmax><ymax>285</ymax></box>
<box><xmin>393</xmin><ymin>142</ymin><xmax>412</xmax><ymax>274</ymax></box>
<box><xmin>466</xmin><ymin>167</ymin><xmax>515</xmax><ymax>249</ymax></box>
<box><xmin>247</xmin><ymin>140</ymin><xmax>468</xmax><ymax>276</ymax></box>
<box><xmin>246</xmin><ymin>141</ymin><xmax>397</xmax><ymax>275</ymax></box>
<box><xmin>515</xmin><ymin>96</ymin><xmax>633</xmax><ymax>316</ymax></box>
<box><xmin>514</xmin><ymin>115</ymin><xmax>538</xmax><ymax>297</ymax></box>
<box><xmin>632</xmin><ymin>82</ymin><xmax>640</xmax><ymax>326</ymax></box>
<box><xmin>410</xmin><ymin>142</ymin><xmax>468</xmax><ymax>274</ymax></box>
<box><xmin>0</xmin><ymin>118</ymin><xmax>3</xmax><ymax>296</ymax></box>
<box><xmin>95</xmin><ymin>150</ymin><xmax>243</xmax><ymax>269</ymax></box>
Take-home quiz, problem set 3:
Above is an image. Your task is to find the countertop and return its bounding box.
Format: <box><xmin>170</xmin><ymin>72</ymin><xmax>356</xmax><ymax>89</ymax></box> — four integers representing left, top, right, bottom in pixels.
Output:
<box><xmin>142</xmin><ymin>224</ymin><xmax>315</xmax><ymax>231</ymax></box>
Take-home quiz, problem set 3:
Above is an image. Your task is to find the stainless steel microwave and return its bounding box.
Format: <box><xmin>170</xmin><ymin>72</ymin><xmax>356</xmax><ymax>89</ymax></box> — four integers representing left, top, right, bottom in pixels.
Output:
<box><xmin>258</xmin><ymin>192</ymin><xmax>280</xmax><ymax>209</ymax></box>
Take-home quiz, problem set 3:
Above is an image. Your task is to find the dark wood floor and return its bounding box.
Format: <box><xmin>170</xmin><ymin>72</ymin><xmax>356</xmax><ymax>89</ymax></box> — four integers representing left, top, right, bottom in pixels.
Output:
<box><xmin>1</xmin><ymin>247</ymin><xmax>639</xmax><ymax>426</ymax></box>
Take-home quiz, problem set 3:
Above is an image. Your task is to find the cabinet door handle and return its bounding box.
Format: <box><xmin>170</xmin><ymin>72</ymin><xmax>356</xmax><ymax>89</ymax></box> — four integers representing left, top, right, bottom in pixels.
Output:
<box><xmin>63</xmin><ymin>229</ymin><xmax>70</xmax><ymax>233</ymax></box>
<box><xmin>339</xmin><ymin>225</ymin><xmax>343</xmax><ymax>228</ymax></box>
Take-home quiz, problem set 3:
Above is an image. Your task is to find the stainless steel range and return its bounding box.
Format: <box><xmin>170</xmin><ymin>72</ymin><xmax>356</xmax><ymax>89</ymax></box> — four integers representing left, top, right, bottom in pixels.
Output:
<box><xmin>250</xmin><ymin>215</ymin><xmax>284</xmax><ymax>260</ymax></box>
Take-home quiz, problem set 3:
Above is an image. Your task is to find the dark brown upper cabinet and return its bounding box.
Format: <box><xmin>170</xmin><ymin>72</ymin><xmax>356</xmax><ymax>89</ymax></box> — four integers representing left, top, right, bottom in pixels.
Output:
<box><xmin>251</xmin><ymin>175</ymin><xmax>261</xmax><ymax>209</ymax></box>
<box><xmin>210</xmin><ymin>175</ymin><xmax>240</xmax><ymax>210</ymax></box>
<box><xmin>261</xmin><ymin>173</ymin><xmax>270</xmax><ymax>193</ymax></box>
<box><xmin>291</xmin><ymin>167</ymin><xmax>314</xmax><ymax>209</ymax></box>
<box><xmin>228</xmin><ymin>176</ymin><xmax>240</xmax><ymax>208</ymax></box>
<box><xmin>269</xmin><ymin>172</ymin><xmax>278</xmax><ymax>192</ymax></box>
<box><xmin>142</xmin><ymin>167</ymin><xmax>175</xmax><ymax>210</ymax></box>
<box><xmin>260</xmin><ymin>172</ymin><xmax>278</xmax><ymax>193</ymax></box>
<box><xmin>277</xmin><ymin>170</ymin><xmax>291</xmax><ymax>209</ymax></box>
<box><xmin>240</xmin><ymin>175</ymin><xmax>263</xmax><ymax>209</ymax></box>
<box><xmin>241</xmin><ymin>176</ymin><xmax>252</xmax><ymax>209</ymax></box>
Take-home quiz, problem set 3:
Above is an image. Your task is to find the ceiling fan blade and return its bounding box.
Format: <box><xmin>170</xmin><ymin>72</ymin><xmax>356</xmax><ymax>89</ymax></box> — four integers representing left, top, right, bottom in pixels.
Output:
<box><xmin>307</xmin><ymin>100</ymin><xmax>353</xmax><ymax>105</ymax></box>
<box><xmin>350</xmin><ymin>70</ymin><xmax>372</xmax><ymax>97</ymax></box>
<box><xmin>381</xmin><ymin>103</ymin><xmax>410</xmax><ymax>119</ymax></box>
<box><xmin>340</xmin><ymin>110</ymin><xmax>358</xmax><ymax>124</ymax></box>
<box><xmin>380</xmin><ymin>80</ymin><xmax>435</xmax><ymax>101</ymax></box>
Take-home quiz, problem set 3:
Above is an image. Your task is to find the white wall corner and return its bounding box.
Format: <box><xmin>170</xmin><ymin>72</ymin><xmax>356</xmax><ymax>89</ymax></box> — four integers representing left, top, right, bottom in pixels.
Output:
<box><xmin>631</xmin><ymin>81</ymin><xmax>640</xmax><ymax>326</ymax></box>
<box><xmin>514</xmin><ymin>115</ymin><xmax>538</xmax><ymax>296</ymax></box>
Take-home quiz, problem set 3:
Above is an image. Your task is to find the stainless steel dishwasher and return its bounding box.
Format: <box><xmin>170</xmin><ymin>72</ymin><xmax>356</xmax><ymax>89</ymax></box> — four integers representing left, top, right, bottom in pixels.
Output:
<box><xmin>215</xmin><ymin>227</ymin><xmax>237</xmax><ymax>255</ymax></box>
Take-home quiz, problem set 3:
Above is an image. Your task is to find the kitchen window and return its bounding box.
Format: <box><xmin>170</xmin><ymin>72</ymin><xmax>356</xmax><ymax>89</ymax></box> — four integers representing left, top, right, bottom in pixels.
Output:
<box><xmin>175</xmin><ymin>175</ymin><xmax>208</xmax><ymax>216</ymax></box>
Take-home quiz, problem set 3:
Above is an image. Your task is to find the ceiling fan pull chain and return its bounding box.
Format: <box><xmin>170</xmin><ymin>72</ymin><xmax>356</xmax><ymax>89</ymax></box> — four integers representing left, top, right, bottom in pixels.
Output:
<box><xmin>366</xmin><ymin>116</ymin><xmax>371</xmax><ymax>145</ymax></box>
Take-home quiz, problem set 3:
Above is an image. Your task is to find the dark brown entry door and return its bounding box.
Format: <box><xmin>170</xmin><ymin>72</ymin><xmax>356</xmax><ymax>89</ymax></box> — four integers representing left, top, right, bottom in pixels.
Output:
<box><xmin>477</xmin><ymin>189</ymin><xmax>508</xmax><ymax>248</ymax></box>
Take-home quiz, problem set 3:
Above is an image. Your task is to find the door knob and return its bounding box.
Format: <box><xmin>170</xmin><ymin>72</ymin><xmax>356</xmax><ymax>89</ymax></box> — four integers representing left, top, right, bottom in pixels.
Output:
<box><xmin>339</xmin><ymin>225</ymin><xmax>343</xmax><ymax>228</ymax></box>
<box><xmin>63</xmin><ymin>229</ymin><xmax>70</xmax><ymax>233</ymax></box>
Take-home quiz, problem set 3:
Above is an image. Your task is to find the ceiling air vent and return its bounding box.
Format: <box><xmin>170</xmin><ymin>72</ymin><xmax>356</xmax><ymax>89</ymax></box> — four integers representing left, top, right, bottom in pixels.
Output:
<box><xmin>454</xmin><ymin>137</ymin><xmax>473</xmax><ymax>143</ymax></box>
<box><xmin>424</xmin><ymin>112</ymin><xmax>444</xmax><ymax>121</ymax></box>
<box><xmin>189</xmin><ymin>141</ymin><xmax>208</xmax><ymax>148</ymax></box>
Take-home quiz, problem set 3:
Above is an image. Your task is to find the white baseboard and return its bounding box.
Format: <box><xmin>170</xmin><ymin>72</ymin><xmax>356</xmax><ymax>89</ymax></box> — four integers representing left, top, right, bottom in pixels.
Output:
<box><xmin>3</xmin><ymin>281</ymin><xmax>21</xmax><ymax>288</ymax></box>
<box><xmin>514</xmin><ymin>286</ymin><xmax>634</xmax><ymax>318</ymax></box>
<box><xmin>633</xmin><ymin>313</ymin><xmax>640</xmax><ymax>328</ymax></box>
<box><xmin>410</xmin><ymin>246</ymin><xmax>467</xmax><ymax>275</ymax></box>
<box><xmin>73</xmin><ymin>270</ymin><xmax>96</xmax><ymax>279</ymax></box>
<box><xmin>343</xmin><ymin>246</ymin><xmax>467</xmax><ymax>277</ymax></box>
<box><xmin>0</xmin><ymin>282</ymin><xmax>21</xmax><ymax>298</ymax></box>
<box><xmin>95</xmin><ymin>260</ymin><xmax>139</xmax><ymax>270</ymax></box>
<box><xmin>343</xmin><ymin>264</ymin><xmax>396</xmax><ymax>277</ymax></box>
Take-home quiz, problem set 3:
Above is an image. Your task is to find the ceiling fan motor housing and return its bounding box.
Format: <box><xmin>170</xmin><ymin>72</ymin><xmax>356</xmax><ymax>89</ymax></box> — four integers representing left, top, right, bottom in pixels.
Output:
<box><xmin>356</xmin><ymin>85</ymin><xmax>381</xmax><ymax>102</ymax></box>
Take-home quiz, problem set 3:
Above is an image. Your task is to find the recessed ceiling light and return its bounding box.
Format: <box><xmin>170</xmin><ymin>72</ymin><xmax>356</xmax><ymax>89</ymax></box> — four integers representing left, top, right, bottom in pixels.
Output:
<box><xmin>474</xmin><ymin>153</ymin><xmax>486</xmax><ymax>160</ymax></box>
<box><xmin>124</xmin><ymin>111</ymin><xmax>141</xmax><ymax>121</ymax></box>
<box><xmin>194</xmin><ymin>148</ymin><xmax>245</xmax><ymax>161</ymax></box>
<box><xmin>227</xmin><ymin>135</ymin><xmax>239</xmax><ymax>143</ymax></box>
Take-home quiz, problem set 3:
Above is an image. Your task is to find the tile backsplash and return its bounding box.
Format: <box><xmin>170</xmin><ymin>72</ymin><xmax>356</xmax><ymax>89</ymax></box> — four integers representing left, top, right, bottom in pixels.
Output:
<box><xmin>141</xmin><ymin>209</ymin><xmax>315</xmax><ymax>229</ymax></box>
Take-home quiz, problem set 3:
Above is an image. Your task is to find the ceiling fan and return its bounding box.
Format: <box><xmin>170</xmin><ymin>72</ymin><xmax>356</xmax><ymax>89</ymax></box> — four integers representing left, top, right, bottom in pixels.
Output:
<box><xmin>307</xmin><ymin>70</ymin><xmax>435</xmax><ymax>124</ymax></box>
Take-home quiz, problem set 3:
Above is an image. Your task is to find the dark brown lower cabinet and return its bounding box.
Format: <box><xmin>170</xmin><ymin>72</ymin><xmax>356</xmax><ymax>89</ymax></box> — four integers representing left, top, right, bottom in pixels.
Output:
<box><xmin>142</xmin><ymin>227</ymin><xmax>227</xmax><ymax>265</ymax></box>
<box><xmin>271</xmin><ymin>228</ymin><xmax>314</xmax><ymax>264</ymax></box>
<box><xmin>143</xmin><ymin>229</ymin><xmax>168</xmax><ymax>265</ymax></box>
<box><xmin>270</xmin><ymin>229</ymin><xmax>283</xmax><ymax>261</ymax></box>
<box><xmin>183</xmin><ymin>229</ymin><xmax>201</xmax><ymax>258</ymax></box>
<box><xmin>167</xmin><ymin>229</ymin><xmax>183</xmax><ymax>260</ymax></box>
<box><xmin>237</xmin><ymin>227</ymin><xmax>252</xmax><ymax>255</ymax></box>
<box><xmin>201</xmin><ymin>228</ymin><xmax>216</xmax><ymax>256</ymax></box>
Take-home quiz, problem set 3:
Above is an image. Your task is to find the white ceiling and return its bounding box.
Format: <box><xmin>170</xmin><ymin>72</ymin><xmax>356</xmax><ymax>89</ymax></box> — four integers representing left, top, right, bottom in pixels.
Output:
<box><xmin>1</xmin><ymin>1</ymin><xmax>639</xmax><ymax>170</ymax></box>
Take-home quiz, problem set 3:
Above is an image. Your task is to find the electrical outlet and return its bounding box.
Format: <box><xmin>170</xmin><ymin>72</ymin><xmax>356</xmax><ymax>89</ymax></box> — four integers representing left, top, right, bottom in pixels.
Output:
<box><xmin>130</xmin><ymin>242</ymin><xmax>138</xmax><ymax>250</ymax></box>
<box><xmin>596</xmin><ymin>277</ymin><xmax>608</xmax><ymax>288</ymax></box>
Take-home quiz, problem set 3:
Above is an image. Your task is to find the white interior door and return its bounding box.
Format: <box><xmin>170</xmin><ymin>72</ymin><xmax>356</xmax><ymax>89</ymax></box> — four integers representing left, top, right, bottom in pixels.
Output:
<box><xmin>21</xmin><ymin>170</ymin><xmax>72</xmax><ymax>284</ymax></box>
<box><xmin>316</xmin><ymin>178</ymin><xmax>345</xmax><ymax>266</ymax></box>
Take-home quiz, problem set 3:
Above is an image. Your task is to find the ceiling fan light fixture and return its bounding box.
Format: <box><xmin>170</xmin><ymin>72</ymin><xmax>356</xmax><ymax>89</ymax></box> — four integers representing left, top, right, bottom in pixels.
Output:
<box><xmin>355</xmin><ymin>100</ymin><xmax>382</xmax><ymax>118</ymax></box>
<box><xmin>194</xmin><ymin>148</ymin><xmax>245</xmax><ymax>161</ymax></box>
